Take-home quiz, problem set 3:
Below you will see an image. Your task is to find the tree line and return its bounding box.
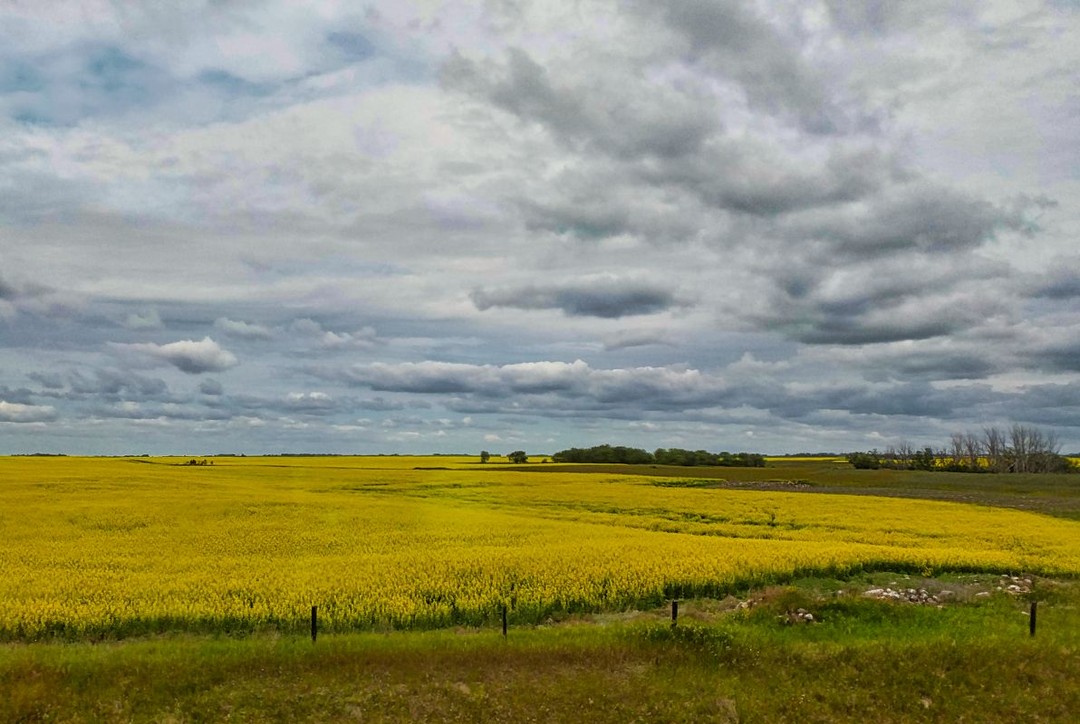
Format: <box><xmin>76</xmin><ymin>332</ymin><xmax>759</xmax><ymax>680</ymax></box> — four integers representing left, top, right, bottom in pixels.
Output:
<box><xmin>550</xmin><ymin>444</ymin><xmax>766</xmax><ymax>467</ymax></box>
<box><xmin>847</xmin><ymin>424</ymin><xmax>1076</xmax><ymax>474</ymax></box>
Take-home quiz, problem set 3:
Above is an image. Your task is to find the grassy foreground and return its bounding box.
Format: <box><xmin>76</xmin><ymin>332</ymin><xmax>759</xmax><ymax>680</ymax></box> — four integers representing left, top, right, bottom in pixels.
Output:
<box><xmin>3</xmin><ymin>576</ymin><xmax>1078</xmax><ymax>722</ymax></box>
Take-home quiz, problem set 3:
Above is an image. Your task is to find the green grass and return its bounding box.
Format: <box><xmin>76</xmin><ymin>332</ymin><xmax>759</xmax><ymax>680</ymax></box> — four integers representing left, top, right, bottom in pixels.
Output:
<box><xmin>4</xmin><ymin>577</ymin><xmax>1077</xmax><ymax>722</ymax></box>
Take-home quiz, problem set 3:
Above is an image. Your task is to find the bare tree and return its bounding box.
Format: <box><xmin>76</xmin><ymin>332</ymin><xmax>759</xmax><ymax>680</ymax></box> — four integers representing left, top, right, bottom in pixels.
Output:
<box><xmin>1010</xmin><ymin>424</ymin><xmax>1033</xmax><ymax>473</ymax></box>
<box><xmin>949</xmin><ymin>433</ymin><xmax>966</xmax><ymax>469</ymax></box>
<box><xmin>983</xmin><ymin>426</ymin><xmax>1007</xmax><ymax>473</ymax></box>
<box><xmin>896</xmin><ymin>441</ymin><xmax>914</xmax><ymax>470</ymax></box>
<box><xmin>962</xmin><ymin>432</ymin><xmax>982</xmax><ymax>471</ymax></box>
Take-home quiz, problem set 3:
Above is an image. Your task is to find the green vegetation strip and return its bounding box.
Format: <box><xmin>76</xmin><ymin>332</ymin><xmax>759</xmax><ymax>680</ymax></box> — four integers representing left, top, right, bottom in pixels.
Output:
<box><xmin>4</xmin><ymin>578</ymin><xmax>1077</xmax><ymax>723</ymax></box>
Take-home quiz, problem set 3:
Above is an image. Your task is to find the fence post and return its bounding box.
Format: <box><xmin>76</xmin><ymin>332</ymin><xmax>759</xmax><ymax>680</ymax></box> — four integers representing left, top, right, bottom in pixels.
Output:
<box><xmin>671</xmin><ymin>599</ymin><xmax>679</xmax><ymax>628</ymax></box>
<box><xmin>311</xmin><ymin>605</ymin><xmax>318</xmax><ymax>643</ymax></box>
<box><xmin>501</xmin><ymin>604</ymin><xmax>508</xmax><ymax>637</ymax></box>
<box><xmin>1029</xmin><ymin>600</ymin><xmax>1037</xmax><ymax>637</ymax></box>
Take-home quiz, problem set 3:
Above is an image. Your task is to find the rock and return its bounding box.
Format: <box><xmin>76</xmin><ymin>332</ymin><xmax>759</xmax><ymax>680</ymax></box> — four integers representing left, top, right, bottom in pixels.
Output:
<box><xmin>864</xmin><ymin>588</ymin><xmax>884</xmax><ymax>596</ymax></box>
<box><xmin>976</xmin><ymin>591</ymin><xmax>991</xmax><ymax>598</ymax></box>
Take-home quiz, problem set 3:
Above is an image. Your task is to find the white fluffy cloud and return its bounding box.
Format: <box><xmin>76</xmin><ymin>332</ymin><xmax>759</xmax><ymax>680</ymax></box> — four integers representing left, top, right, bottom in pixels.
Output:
<box><xmin>113</xmin><ymin>337</ymin><xmax>238</xmax><ymax>374</ymax></box>
<box><xmin>0</xmin><ymin>401</ymin><xmax>57</xmax><ymax>423</ymax></box>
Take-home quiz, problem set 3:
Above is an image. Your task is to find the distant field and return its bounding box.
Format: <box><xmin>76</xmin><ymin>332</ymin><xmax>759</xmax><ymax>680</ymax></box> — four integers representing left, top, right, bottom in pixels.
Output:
<box><xmin>2</xmin><ymin>455</ymin><xmax>1078</xmax><ymax>640</ymax></box>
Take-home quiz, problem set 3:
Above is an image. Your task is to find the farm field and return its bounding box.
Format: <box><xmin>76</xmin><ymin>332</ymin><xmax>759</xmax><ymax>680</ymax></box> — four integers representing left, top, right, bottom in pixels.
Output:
<box><xmin>2</xmin><ymin>455</ymin><xmax>1079</xmax><ymax>721</ymax></box>
<box><xmin>2</xmin><ymin>455</ymin><xmax>1080</xmax><ymax>639</ymax></box>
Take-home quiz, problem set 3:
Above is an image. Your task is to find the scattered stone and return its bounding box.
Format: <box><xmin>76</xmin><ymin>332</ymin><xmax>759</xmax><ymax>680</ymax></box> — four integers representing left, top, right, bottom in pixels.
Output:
<box><xmin>782</xmin><ymin>609</ymin><xmax>817</xmax><ymax>624</ymax></box>
<box><xmin>862</xmin><ymin>586</ymin><xmax>941</xmax><ymax>605</ymax></box>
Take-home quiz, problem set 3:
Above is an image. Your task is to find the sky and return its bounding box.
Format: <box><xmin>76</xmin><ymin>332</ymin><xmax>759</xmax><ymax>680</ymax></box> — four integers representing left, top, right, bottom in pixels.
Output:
<box><xmin>1</xmin><ymin>0</ymin><xmax>1079</xmax><ymax>456</ymax></box>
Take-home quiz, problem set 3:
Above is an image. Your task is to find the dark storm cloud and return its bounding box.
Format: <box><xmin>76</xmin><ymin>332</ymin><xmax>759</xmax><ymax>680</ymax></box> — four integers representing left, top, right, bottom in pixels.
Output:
<box><xmin>786</xmin><ymin>183</ymin><xmax>1032</xmax><ymax>260</ymax></box>
<box><xmin>0</xmin><ymin>385</ymin><xmax>36</xmax><ymax>405</ymax></box>
<box><xmin>792</xmin><ymin>316</ymin><xmax>965</xmax><ymax>347</ymax></box>
<box><xmin>1030</xmin><ymin>265</ymin><xmax>1080</xmax><ymax>299</ymax></box>
<box><xmin>640</xmin><ymin>143</ymin><xmax>895</xmax><ymax>218</ymax></box>
<box><xmin>199</xmin><ymin>379</ymin><xmax>224</xmax><ymax>396</ymax></box>
<box><xmin>27</xmin><ymin>371</ymin><xmax>65</xmax><ymax>390</ymax></box>
<box><xmin>749</xmin><ymin>251</ymin><xmax>1010</xmax><ymax>346</ymax></box>
<box><xmin>471</xmin><ymin>279</ymin><xmax>683</xmax><ymax>318</ymax></box>
<box><xmin>633</xmin><ymin>0</ymin><xmax>869</xmax><ymax>134</ymax></box>
<box><xmin>442</xmin><ymin>48</ymin><xmax>717</xmax><ymax>159</ymax></box>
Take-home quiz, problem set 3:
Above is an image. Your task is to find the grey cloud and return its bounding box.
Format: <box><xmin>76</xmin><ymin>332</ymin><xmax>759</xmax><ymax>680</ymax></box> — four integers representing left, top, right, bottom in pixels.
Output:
<box><xmin>355</xmin><ymin>397</ymin><xmax>408</xmax><ymax>411</ymax></box>
<box><xmin>643</xmin><ymin>143</ymin><xmax>897</xmax><ymax>218</ymax></box>
<box><xmin>788</xmin><ymin>183</ymin><xmax>1028</xmax><ymax>259</ymax></box>
<box><xmin>633</xmin><ymin>0</ymin><xmax>857</xmax><ymax>133</ymax></box>
<box><xmin>282</xmin><ymin>391</ymin><xmax>337</xmax><ymax>412</ymax></box>
<box><xmin>602</xmin><ymin>329</ymin><xmax>676</xmax><ymax>351</ymax></box>
<box><xmin>0</xmin><ymin>400</ymin><xmax>57</xmax><ymax>423</ymax></box>
<box><xmin>0</xmin><ymin>386</ymin><xmax>36</xmax><ymax>405</ymax></box>
<box><xmin>89</xmin><ymin>401</ymin><xmax>232</xmax><ymax>422</ymax></box>
<box><xmin>472</xmin><ymin>279</ymin><xmax>683</xmax><ymax>318</ymax></box>
<box><xmin>815</xmin><ymin>345</ymin><xmax>1000</xmax><ymax>382</ymax></box>
<box><xmin>791</xmin><ymin>312</ymin><xmax>970</xmax><ymax>347</ymax></box>
<box><xmin>443</xmin><ymin>48</ymin><xmax>717</xmax><ymax>159</ymax></box>
<box><xmin>124</xmin><ymin>309</ymin><xmax>164</xmax><ymax>330</ymax></box>
<box><xmin>752</xmin><ymin>254</ymin><xmax>1009</xmax><ymax>346</ymax></box>
<box><xmin>111</xmin><ymin>337</ymin><xmax>238</xmax><ymax>374</ymax></box>
<box><xmin>289</xmin><ymin>318</ymin><xmax>378</xmax><ymax>349</ymax></box>
<box><xmin>199</xmin><ymin>379</ymin><xmax>224</xmax><ymax>396</ymax></box>
<box><xmin>1030</xmin><ymin>263</ymin><xmax>1080</xmax><ymax>299</ymax></box>
<box><xmin>215</xmin><ymin>317</ymin><xmax>273</xmax><ymax>340</ymax></box>
<box><xmin>315</xmin><ymin>359</ymin><xmax>728</xmax><ymax>410</ymax></box>
<box><xmin>62</xmin><ymin>369</ymin><xmax>170</xmax><ymax>399</ymax></box>
<box><xmin>1021</xmin><ymin>332</ymin><xmax>1080</xmax><ymax>374</ymax></box>
<box><xmin>28</xmin><ymin>371</ymin><xmax>65</xmax><ymax>390</ymax></box>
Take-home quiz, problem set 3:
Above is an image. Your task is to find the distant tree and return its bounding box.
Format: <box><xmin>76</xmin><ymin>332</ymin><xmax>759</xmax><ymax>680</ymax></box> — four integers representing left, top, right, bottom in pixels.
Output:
<box><xmin>846</xmin><ymin>451</ymin><xmax>881</xmax><ymax>470</ymax></box>
<box><xmin>853</xmin><ymin>425</ymin><xmax>1076</xmax><ymax>475</ymax></box>
<box><xmin>507</xmin><ymin>450</ymin><xmax>528</xmax><ymax>464</ymax></box>
<box><xmin>479</xmin><ymin>450</ymin><xmax>491</xmax><ymax>464</ymax></box>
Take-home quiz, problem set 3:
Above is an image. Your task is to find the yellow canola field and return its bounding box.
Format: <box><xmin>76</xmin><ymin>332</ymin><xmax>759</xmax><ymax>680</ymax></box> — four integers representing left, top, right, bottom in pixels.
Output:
<box><xmin>1</xmin><ymin>456</ymin><xmax>1078</xmax><ymax>639</ymax></box>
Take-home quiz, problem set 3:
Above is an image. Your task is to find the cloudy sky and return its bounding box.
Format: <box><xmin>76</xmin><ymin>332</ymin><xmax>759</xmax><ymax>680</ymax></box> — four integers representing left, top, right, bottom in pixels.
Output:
<box><xmin>2</xmin><ymin>1</ymin><xmax>1079</xmax><ymax>455</ymax></box>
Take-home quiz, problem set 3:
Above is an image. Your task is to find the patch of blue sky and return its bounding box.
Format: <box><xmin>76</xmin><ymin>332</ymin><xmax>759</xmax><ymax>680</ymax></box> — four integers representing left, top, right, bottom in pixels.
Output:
<box><xmin>326</xmin><ymin>31</ymin><xmax>376</xmax><ymax>62</ymax></box>
<box><xmin>323</xmin><ymin>29</ymin><xmax>433</xmax><ymax>86</ymax></box>
<box><xmin>11</xmin><ymin>109</ymin><xmax>51</xmax><ymax>126</ymax></box>
<box><xmin>84</xmin><ymin>47</ymin><xmax>149</xmax><ymax>93</ymax></box>
<box><xmin>196</xmin><ymin>69</ymin><xmax>277</xmax><ymax>98</ymax></box>
<box><xmin>0</xmin><ymin>61</ymin><xmax>45</xmax><ymax>94</ymax></box>
<box><xmin>6</xmin><ymin>45</ymin><xmax>176</xmax><ymax>125</ymax></box>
